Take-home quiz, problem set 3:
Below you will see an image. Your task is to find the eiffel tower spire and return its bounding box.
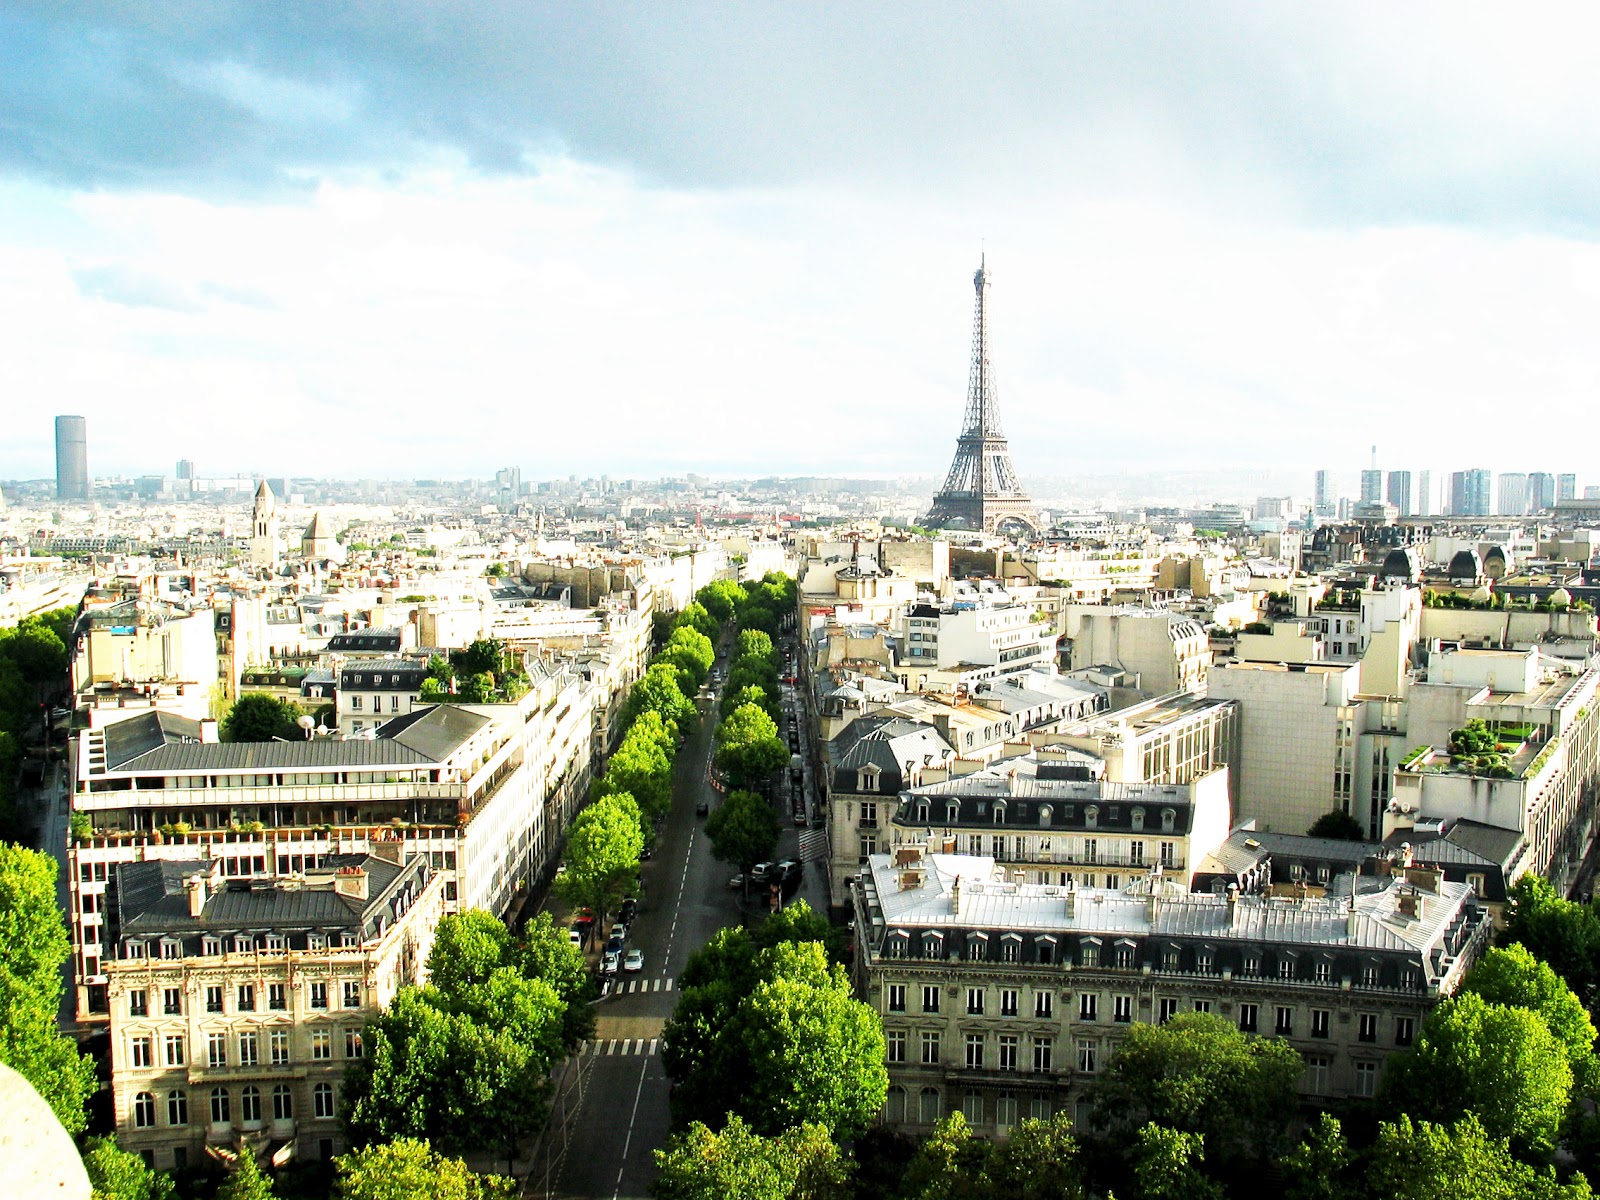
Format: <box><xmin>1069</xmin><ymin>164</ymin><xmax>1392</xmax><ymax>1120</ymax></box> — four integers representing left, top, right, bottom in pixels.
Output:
<box><xmin>923</xmin><ymin>258</ymin><xmax>1039</xmax><ymax>533</ymax></box>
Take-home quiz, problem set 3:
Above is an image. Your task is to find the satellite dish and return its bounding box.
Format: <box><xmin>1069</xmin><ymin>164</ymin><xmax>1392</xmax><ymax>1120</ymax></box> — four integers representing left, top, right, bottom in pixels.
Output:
<box><xmin>297</xmin><ymin>714</ymin><xmax>316</xmax><ymax>739</ymax></box>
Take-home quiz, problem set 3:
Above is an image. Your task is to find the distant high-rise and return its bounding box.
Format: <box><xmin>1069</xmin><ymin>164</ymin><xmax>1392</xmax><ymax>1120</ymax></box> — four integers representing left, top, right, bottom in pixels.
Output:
<box><xmin>1559</xmin><ymin>473</ymin><xmax>1578</xmax><ymax>503</ymax></box>
<box><xmin>1386</xmin><ymin>470</ymin><xmax>1413</xmax><ymax>517</ymax></box>
<box><xmin>1313</xmin><ymin>470</ymin><xmax>1336</xmax><ymax>517</ymax></box>
<box><xmin>1497</xmin><ymin>472</ymin><xmax>1529</xmax><ymax>516</ymax></box>
<box><xmin>1359</xmin><ymin>468</ymin><xmax>1383</xmax><ymax>506</ymax></box>
<box><xmin>1529</xmin><ymin>472</ymin><xmax>1556</xmax><ymax>512</ymax></box>
<box><xmin>54</xmin><ymin>414</ymin><xmax>88</xmax><ymax>500</ymax></box>
<box><xmin>1449</xmin><ymin>469</ymin><xmax>1492</xmax><ymax>517</ymax></box>
<box><xmin>1416</xmin><ymin>470</ymin><xmax>1432</xmax><ymax>517</ymax></box>
<box><xmin>175</xmin><ymin>459</ymin><xmax>195</xmax><ymax>481</ymax></box>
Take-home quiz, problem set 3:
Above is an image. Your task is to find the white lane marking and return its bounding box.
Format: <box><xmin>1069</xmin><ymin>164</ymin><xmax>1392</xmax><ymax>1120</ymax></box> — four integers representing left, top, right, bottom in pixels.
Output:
<box><xmin>605</xmin><ymin>1038</ymin><xmax>618</xmax><ymax>1055</ymax></box>
<box><xmin>648</xmin><ymin>1038</ymin><xmax>659</xmax><ymax>1055</ymax></box>
<box><xmin>665</xmin><ymin>977</ymin><xmax>674</xmax><ymax>991</ymax></box>
<box><xmin>612</xmin><ymin>1055</ymin><xmax>651</xmax><ymax>1199</ymax></box>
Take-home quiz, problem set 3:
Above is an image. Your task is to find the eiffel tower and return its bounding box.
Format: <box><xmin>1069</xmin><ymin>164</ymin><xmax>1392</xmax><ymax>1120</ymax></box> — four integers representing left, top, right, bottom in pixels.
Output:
<box><xmin>923</xmin><ymin>258</ymin><xmax>1039</xmax><ymax>533</ymax></box>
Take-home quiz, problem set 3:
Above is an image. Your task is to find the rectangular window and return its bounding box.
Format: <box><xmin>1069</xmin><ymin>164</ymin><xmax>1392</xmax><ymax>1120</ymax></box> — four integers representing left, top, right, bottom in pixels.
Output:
<box><xmin>1160</xmin><ymin>841</ymin><xmax>1176</xmax><ymax>867</ymax></box>
<box><xmin>921</xmin><ymin>1032</ymin><xmax>940</xmax><ymax>1065</ymax></box>
<box><xmin>1305</xmin><ymin>1055</ymin><xmax>1330</xmax><ymax>1094</ymax></box>
<box><xmin>967</xmin><ymin>988</ymin><xmax>985</xmax><ymax>1016</ymax></box>
<box><xmin>129</xmin><ymin>990</ymin><xmax>148</xmax><ymax>1018</ymax></box>
<box><xmin>207</xmin><ymin>1033</ymin><xmax>227</xmax><ymax>1068</ymax></box>
<box><xmin>237</xmin><ymin>984</ymin><xmax>255</xmax><ymax>1012</ymax></box>
<box><xmin>1359</xmin><ymin>1013</ymin><xmax>1378</xmax><ymax>1043</ymax></box>
<box><xmin>310</xmin><ymin>982</ymin><xmax>328</xmax><ymax>1010</ymax></box>
<box><xmin>1000</xmin><ymin>989</ymin><xmax>1019</xmax><ymax>1018</ymax></box>
<box><xmin>163</xmin><ymin>988</ymin><xmax>183</xmax><ymax>1016</ymax></box>
<box><xmin>1079</xmin><ymin>993</ymin><xmax>1097</xmax><ymax>1022</ymax></box>
<box><xmin>239</xmin><ymin>1031</ymin><xmax>259</xmax><ymax>1067</ymax></box>
<box><xmin>886</xmin><ymin>1030</ymin><xmax>905</xmax><ymax>1063</ymax></box>
<box><xmin>1158</xmin><ymin>998</ymin><xmax>1179</xmax><ymax>1023</ymax></box>
<box><xmin>1354</xmin><ymin>1060</ymin><xmax>1378</xmax><ymax>1098</ymax></box>
<box><xmin>998</xmin><ymin>1035</ymin><xmax>1018</xmax><ymax>1071</ymax></box>
<box><xmin>922</xmin><ymin>985</ymin><xmax>940</xmax><ymax>1014</ymax></box>
<box><xmin>343</xmin><ymin>981</ymin><xmax>361</xmax><ymax>1009</ymax></box>
<box><xmin>1034</xmin><ymin>992</ymin><xmax>1053</xmax><ymax>1019</ymax></box>
<box><xmin>1113</xmin><ymin>995</ymin><xmax>1133</xmax><ymax>1024</ymax></box>
<box><xmin>350</xmin><ymin>695</ymin><xmax>362</xmax><ymax>710</ymax></box>
<box><xmin>965</xmin><ymin>1034</ymin><xmax>985</xmax><ymax>1070</ymax></box>
<box><xmin>130</xmin><ymin>1036</ymin><xmax>152</xmax><ymax>1069</ymax></box>
<box><xmin>312</xmin><ymin>1031</ymin><xmax>332</xmax><ymax>1061</ymax></box>
<box><xmin>1311</xmin><ymin>1009</ymin><xmax>1330</xmax><ymax>1039</ymax></box>
<box><xmin>1395</xmin><ymin>1016</ymin><xmax>1415</xmax><ymax>1047</ymax></box>
<box><xmin>1130</xmin><ymin>840</ymin><xmax>1144</xmax><ymax>865</ymax></box>
<box><xmin>1275</xmin><ymin>1006</ymin><xmax>1294</xmax><ymax>1036</ymax></box>
<box><xmin>270</xmin><ymin>1029</ymin><xmax>289</xmax><ymax>1066</ymax></box>
<box><xmin>1032</xmin><ymin>1037</ymin><xmax>1053</xmax><ymax>1074</ymax></box>
<box><xmin>269</xmin><ymin>984</ymin><xmax>287</xmax><ymax>1011</ymax></box>
<box><xmin>1077</xmin><ymin>1039</ymin><xmax>1096</xmax><ymax>1074</ymax></box>
<box><xmin>1279</xmin><ymin>958</ymin><xmax>1296</xmax><ymax>980</ymax></box>
<box><xmin>888</xmin><ymin>984</ymin><xmax>906</xmax><ymax>1013</ymax></box>
<box><xmin>164</xmin><ymin>1035</ymin><xmax>186</xmax><ymax>1067</ymax></box>
<box><xmin>206</xmin><ymin>986</ymin><xmax>224</xmax><ymax>1014</ymax></box>
<box><xmin>1238</xmin><ymin>1003</ymin><xmax>1258</xmax><ymax>1034</ymax></box>
<box><xmin>1192</xmin><ymin>999</ymin><xmax>1212</xmax><ymax>1014</ymax></box>
<box><xmin>345</xmin><ymin>1029</ymin><xmax>364</xmax><ymax>1058</ymax></box>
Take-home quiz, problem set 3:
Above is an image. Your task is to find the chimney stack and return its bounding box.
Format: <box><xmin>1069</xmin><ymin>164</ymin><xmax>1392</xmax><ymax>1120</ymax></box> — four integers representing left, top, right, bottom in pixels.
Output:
<box><xmin>1226</xmin><ymin>883</ymin><xmax>1239</xmax><ymax>928</ymax></box>
<box><xmin>185</xmin><ymin>873</ymin><xmax>205</xmax><ymax>918</ymax></box>
<box><xmin>334</xmin><ymin>867</ymin><xmax>369</xmax><ymax>901</ymax></box>
<box><xmin>951</xmin><ymin>876</ymin><xmax>962</xmax><ymax>915</ymax></box>
<box><xmin>1065</xmin><ymin>879</ymin><xmax>1076</xmax><ymax>918</ymax></box>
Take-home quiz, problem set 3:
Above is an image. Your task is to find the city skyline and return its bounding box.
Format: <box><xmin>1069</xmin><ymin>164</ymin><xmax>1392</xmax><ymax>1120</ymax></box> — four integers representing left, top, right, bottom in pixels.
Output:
<box><xmin>5</xmin><ymin>8</ymin><xmax>1600</xmax><ymax>481</ymax></box>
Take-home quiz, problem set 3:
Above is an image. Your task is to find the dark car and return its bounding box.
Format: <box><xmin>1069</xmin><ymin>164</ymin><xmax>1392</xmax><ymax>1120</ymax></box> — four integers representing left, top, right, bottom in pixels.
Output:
<box><xmin>619</xmin><ymin>898</ymin><xmax>639</xmax><ymax>923</ymax></box>
<box><xmin>605</xmin><ymin>935</ymin><xmax>625</xmax><ymax>956</ymax></box>
<box><xmin>696</xmin><ymin>799</ymin><xmax>710</xmax><ymax>816</ymax></box>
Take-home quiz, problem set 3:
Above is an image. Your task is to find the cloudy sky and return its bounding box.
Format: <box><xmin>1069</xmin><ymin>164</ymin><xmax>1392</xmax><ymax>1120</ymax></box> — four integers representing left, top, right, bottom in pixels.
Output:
<box><xmin>4</xmin><ymin>3</ymin><xmax>1599</xmax><ymax>488</ymax></box>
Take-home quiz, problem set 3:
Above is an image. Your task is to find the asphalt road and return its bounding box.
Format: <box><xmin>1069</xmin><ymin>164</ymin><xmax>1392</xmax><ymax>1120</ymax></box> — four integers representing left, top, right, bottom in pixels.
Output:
<box><xmin>528</xmin><ymin>630</ymin><xmax>829</xmax><ymax>1199</ymax></box>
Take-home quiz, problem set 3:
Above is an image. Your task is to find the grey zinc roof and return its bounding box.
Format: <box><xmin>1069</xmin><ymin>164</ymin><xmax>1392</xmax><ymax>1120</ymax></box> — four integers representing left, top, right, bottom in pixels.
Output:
<box><xmin>380</xmin><ymin>703</ymin><xmax>490</xmax><ymax>760</ymax></box>
<box><xmin>872</xmin><ymin>853</ymin><xmax>1471</xmax><ymax>955</ymax></box>
<box><xmin>102</xmin><ymin>711</ymin><xmax>207</xmax><ymax>770</ymax></box>
<box><xmin>113</xmin><ymin>738</ymin><xmax>435</xmax><ymax>774</ymax></box>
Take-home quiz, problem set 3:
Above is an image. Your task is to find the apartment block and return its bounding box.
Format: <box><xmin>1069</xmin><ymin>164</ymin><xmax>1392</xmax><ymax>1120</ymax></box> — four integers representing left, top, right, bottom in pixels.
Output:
<box><xmin>854</xmin><ymin>847</ymin><xmax>1490</xmax><ymax>1136</ymax></box>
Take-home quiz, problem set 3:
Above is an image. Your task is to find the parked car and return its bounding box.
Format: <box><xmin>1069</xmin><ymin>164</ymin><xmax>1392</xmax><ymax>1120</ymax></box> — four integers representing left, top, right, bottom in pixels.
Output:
<box><xmin>606</xmin><ymin>936</ymin><xmax>625</xmax><ymax>956</ymax></box>
<box><xmin>619</xmin><ymin>898</ymin><xmax>639</xmax><ymax>923</ymax></box>
<box><xmin>696</xmin><ymin>799</ymin><xmax>710</xmax><ymax>816</ymax></box>
<box><xmin>777</xmin><ymin>859</ymin><xmax>803</xmax><ymax>881</ymax></box>
<box><xmin>623</xmin><ymin>949</ymin><xmax>644</xmax><ymax>973</ymax></box>
<box><xmin>610</xmin><ymin>922</ymin><xmax>628</xmax><ymax>942</ymax></box>
<box><xmin>726</xmin><ymin>874</ymin><xmax>746</xmax><ymax>889</ymax></box>
<box><xmin>750</xmin><ymin>862</ymin><xmax>775</xmax><ymax>883</ymax></box>
<box><xmin>567</xmin><ymin>929</ymin><xmax>585</xmax><ymax>949</ymax></box>
<box><xmin>602</xmin><ymin>949</ymin><xmax>620</xmax><ymax>973</ymax></box>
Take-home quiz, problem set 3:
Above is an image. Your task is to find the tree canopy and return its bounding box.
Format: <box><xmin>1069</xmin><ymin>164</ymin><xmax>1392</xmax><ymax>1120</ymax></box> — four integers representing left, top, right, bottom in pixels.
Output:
<box><xmin>81</xmin><ymin>1136</ymin><xmax>177</xmax><ymax>1200</ymax></box>
<box><xmin>0</xmin><ymin>845</ymin><xmax>96</xmax><ymax>1135</ymax></box>
<box><xmin>653</xmin><ymin>1115</ymin><xmax>849</xmax><ymax>1200</ymax></box>
<box><xmin>715</xmin><ymin>702</ymin><xmax>788</xmax><ymax>790</ymax></box>
<box><xmin>556</xmin><ymin>793</ymin><xmax>644</xmax><ymax>926</ymax></box>
<box><xmin>221</xmin><ymin>693</ymin><xmax>306</xmax><ymax>742</ymax></box>
<box><xmin>1381</xmin><ymin>991</ymin><xmax>1573</xmax><ymax>1156</ymax></box>
<box><xmin>1503</xmin><ymin>874</ymin><xmax>1600</xmax><ymax>1006</ymax></box>
<box><xmin>1306</xmin><ymin>809</ymin><xmax>1365</xmax><ymax>840</ymax></box>
<box><xmin>1087</xmin><ymin>1012</ymin><xmax>1301</xmax><ymax>1167</ymax></box>
<box><xmin>705</xmin><ymin>789</ymin><xmax>780</xmax><ymax>873</ymax></box>
<box><xmin>333</xmin><ymin>1138</ymin><xmax>516</xmax><ymax>1200</ymax></box>
<box><xmin>1462</xmin><ymin>943</ymin><xmax>1599</xmax><ymax>1095</ymax></box>
<box><xmin>1366</xmin><ymin>1114</ymin><xmax>1592</xmax><ymax>1200</ymax></box>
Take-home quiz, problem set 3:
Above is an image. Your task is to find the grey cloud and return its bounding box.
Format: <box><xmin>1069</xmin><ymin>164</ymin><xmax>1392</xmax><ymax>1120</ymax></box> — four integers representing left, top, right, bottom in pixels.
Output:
<box><xmin>3</xmin><ymin>3</ymin><xmax>1599</xmax><ymax>230</ymax></box>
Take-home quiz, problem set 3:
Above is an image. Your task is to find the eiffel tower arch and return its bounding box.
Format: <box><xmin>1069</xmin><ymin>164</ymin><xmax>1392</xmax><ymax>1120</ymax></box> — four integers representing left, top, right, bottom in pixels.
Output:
<box><xmin>922</xmin><ymin>259</ymin><xmax>1039</xmax><ymax>535</ymax></box>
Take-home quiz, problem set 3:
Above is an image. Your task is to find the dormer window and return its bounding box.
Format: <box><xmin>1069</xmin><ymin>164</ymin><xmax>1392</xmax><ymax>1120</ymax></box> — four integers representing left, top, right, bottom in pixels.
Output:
<box><xmin>202</xmin><ymin>936</ymin><xmax>221</xmax><ymax>956</ymax></box>
<box><xmin>946</xmin><ymin>802</ymin><xmax>960</xmax><ymax>824</ymax></box>
<box><xmin>1038</xmin><ymin>805</ymin><xmax>1053</xmax><ymax>826</ymax></box>
<box><xmin>1085</xmin><ymin>806</ymin><xmax>1099</xmax><ymax>830</ymax></box>
<box><xmin>1161</xmin><ymin>809</ymin><xmax>1176</xmax><ymax>833</ymax></box>
<box><xmin>1130</xmin><ymin>807</ymin><xmax>1145</xmax><ymax>831</ymax></box>
<box><xmin>993</xmin><ymin>803</ymin><xmax>1006</xmax><ymax>825</ymax></box>
<box><xmin>921</xmin><ymin>932</ymin><xmax>944</xmax><ymax>958</ymax></box>
<box><xmin>916</xmin><ymin>802</ymin><xmax>929</xmax><ymax>822</ymax></box>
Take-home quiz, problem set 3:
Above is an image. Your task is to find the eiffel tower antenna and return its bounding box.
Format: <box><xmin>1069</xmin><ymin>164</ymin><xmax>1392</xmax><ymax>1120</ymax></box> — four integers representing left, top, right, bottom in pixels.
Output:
<box><xmin>923</xmin><ymin>258</ymin><xmax>1039</xmax><ymax>534</ymax></box>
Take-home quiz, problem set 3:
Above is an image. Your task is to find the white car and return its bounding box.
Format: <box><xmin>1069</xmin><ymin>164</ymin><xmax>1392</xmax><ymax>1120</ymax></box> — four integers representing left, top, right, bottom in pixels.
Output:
<box><xmin>623</xmin><ymin>949</ymin><xmax>644</xmax><ymax>973</ymax></box>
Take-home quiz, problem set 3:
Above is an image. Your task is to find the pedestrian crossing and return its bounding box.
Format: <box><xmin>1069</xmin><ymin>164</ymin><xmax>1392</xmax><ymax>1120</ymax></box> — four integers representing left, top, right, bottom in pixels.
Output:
<box><xmin>581</xmin><ymin>1037</ymin><xmax>660</xmax><ymax>1057</ymax></box>
<box><xmin>798</xmin><ymin>829</ymin><xmax>827</xmax><ymax>862</ymax></box>
<box><xmin>602</xmin><ymin>976</ymin><xmax>675</xmax><ymax>996</ymax></box>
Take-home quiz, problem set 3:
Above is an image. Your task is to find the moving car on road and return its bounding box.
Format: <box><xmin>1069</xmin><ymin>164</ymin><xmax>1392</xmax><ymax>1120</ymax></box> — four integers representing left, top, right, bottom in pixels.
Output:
<box><xmin>623</xmin><ymin>949</ymin><xmax>644</xmax><ymax>973</ymax></box>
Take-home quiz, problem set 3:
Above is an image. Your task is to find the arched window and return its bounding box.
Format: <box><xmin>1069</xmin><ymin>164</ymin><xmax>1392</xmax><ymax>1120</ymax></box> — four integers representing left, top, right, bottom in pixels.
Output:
<box><xmin>1131</xmin><ymin>807</ymin><xmax>1145</xmax><ymax>831</ymax></box>
<box><xmin>313</xmin><ymin>1083</ymin><xmax>336</xmax><ymax>1119</ymax></box>
<box><xmin>1161</xmin><ymin>809</ymin><xmax>1176</xmax><ymax>832</ymax></box>
<box><xmin>132</xmin><ymin>1092</ymin><xmax>156</xmax><ymax>1128</ymax></box>
<box><xmin>167</xmin><ymin>1089</ymin><xmax>188</xmax><ymax>1126</ymax></box>
<box><xmin>240</xmin><ymin>1086</ymin><xmax>261</xmax><ymax>1124</ymax></box>
<box><xmin>919</xmin><ymin>1086</ymin><xmax>942</xmax><ymax>1124</ymax></box>
<box><xmin>272</xmin><ymin>1084</ymin><xmax>293</xmax><ymax>1121</ymax></box>
<box><xmin>993</xmin><ymin>803</ymin><xmax>1006</xmax><ymax>825</ymax></box>
<box><xmin>210</xmin><ymin>1087</ymin><xmax>230</xmax><ymax>1125</ymax></box>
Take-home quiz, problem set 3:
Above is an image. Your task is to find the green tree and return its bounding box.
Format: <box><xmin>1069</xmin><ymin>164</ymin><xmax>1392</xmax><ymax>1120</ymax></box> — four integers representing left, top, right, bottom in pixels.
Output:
<box><xmin>215</xmin><ymin>1154</ymin><xmax>276</xmax><ymax>1200</ymax></box>
<box><xmin>0</xmin><ymin>845</ymin><xmax>96</xmax><ymax>1135</ymax></box>
<box><xmin>695</xmin><ymin>580</ymin><xmax>747</xmax><ymax>625</ymax></box>
<box><xmin>1087</xmin><ymin>1012</ymin><xmax>1301</xmax><ymax>1166</ymax></box>
<box><xmin>705</xmin><ymin>790</ymin><xmax>780</xmax><ymax>873</ymax></box>
<box><xmin>715</xmin><ymin>702</ymin><xmax>788</xmax><ymax>789</ymax></box>
<box><xmin>221</xmin><ymin>693</ymin><xmax>305</xmax><ymax>742</ymax></box>
<box><xmin>556</xmin><ymin>794</ymin><xmax>644</xmax><ymax>926</ymax></box>
<box><xmin>81</xmin><ymin>1136</ymin><xmax>177</xmax><ymax>1200</ymax></box>
<box><xmin>1503</xmin><ymin>874</ymin><xmax>1600</xmax><ymax>1006</ymax></box>
<box><xmin>1305</xmin><ymin>810</ymin><xmax>1365</xmax><ymax>840</ymax></box>
<box><xmin>427</xmin><ymin>910</ymin><xmax>513</xmax><ymax>996</ymax></box>
<box><xmin>1130</xmin><ymin>1124</ymin><xmax>1224</xmax><ymax>1200</ymax></box>
<box><xmin>675</xmin><ymin>602</ymin><xmax>720</xmax><ymax>641</ymax></box>
<box><xmin>751</xmin><ymin>899</ymin><xmax>845</xmax><ymax>964</ymax></box>
<box><xmin>1381</xmin><ymin>991</ymin><xmax>1573</xmax><ymax>1156</ymax></box>
<box><xmin>451</xmin><ymin>638</ymin><xmax>508</xmax><ymax>680</ymax></box>
<box><xmin>716</xmin><ymin>941</ymin><xmax>887</xmax><ymax>1138</ymax></box>
<box><xmin>456</xmin><ymin>672</ymin><xmax>496</xmax><ymax>704</ymax></box>
<box><xmin>0</xmin><ymin>619</ymin><xmax>68</xmax><ymax>688</ymax></box>
<box><xmin>627</xmin><ymin>662</ymin><xmax>698</xmax><ymax>732</ymax></box>
<box><xmin>1462</xmin><ymin>943</ymin><xmax>1599</xmax><ymax>1094</ymax></box>
<box><xmin>899</xmin><ymin>1111</ymin><xmax>991</xmax><ymax>1200</ymax></box>
<box><xmin>333</xmin><ymin>1138</ymin><xmax>516</xmax><ymax>1200</ymax></box>
<box><xmin>598</xmin><ymin>721</ymin><xmax>674</xmax><ymax>820</ymax></box>
<box><xmin>1365</xmin><ymin>1114</ymin><xmax>1591</xmax><ymax>1200</ymax></box>
<box><xmin>736</xmin><ymin>629</ymin><xmax>775</xmax><ymax>664</ymax></box>
<box><xmin>665</xmin><ymin>625</ymin><xmax>715</xmax><ymax>679</ymax></box>
<box><xmin>725</xmin><ymin>655</ymin><xmax>780</xmax><ymax>705</ymax></box>
<box><xmin>721</xmin><ymin>682</ymin><xmax>778</xmax><ymax>723</ymax></box>
<box><xmin>652</xmin><ymin>1115</ymin><xmax>849</xmax><ymax>1200</ymax></box>
<box><xmin>984</xmin><ymin>1113</ymin><xmax>1087</xmax><ymax>1200</ymax></box>
<box><xmin>513</xmin><ymin>911</ymin><xmax>597</xmax><ymax>1049</ymax></box>
<box><xmin>1280</xmin><ymin>1113</ymin><xmax>1358</xmax><ymax>1200</ymax></box>
<box><xmin>420</xmin><ymin>678</ymin><xmax>449</xmax><ymax>700</ymax></box>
